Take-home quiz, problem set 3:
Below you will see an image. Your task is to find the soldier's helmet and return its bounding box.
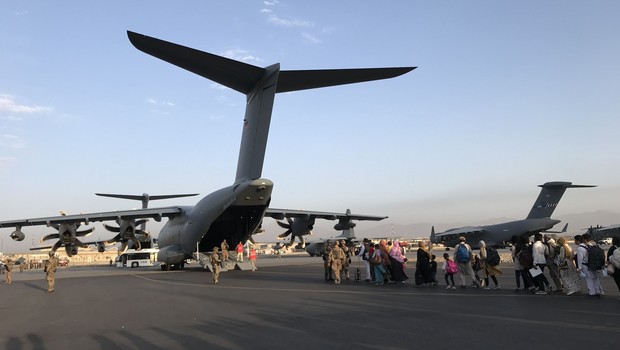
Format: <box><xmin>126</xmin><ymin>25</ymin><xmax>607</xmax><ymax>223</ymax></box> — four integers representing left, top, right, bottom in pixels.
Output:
<box><xmin>48</xmin><ymin>251</ymin><xmax>54</xmax><ymax>257</ymax></box>
<box><xmin>213</xmin><ymin>247</ymin><xmax>219</xmax><ymax>251</ymax></box>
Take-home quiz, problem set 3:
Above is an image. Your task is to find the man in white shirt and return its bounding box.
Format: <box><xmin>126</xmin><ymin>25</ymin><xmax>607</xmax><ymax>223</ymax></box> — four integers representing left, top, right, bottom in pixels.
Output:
<box><xmin>532</xmin><ymin>233</ymin><xmax>551</xmax><ymax>295</ymax></box>
<box><xmin>576</xmin><ymin>233</ymin><xmax>604</xmax><ymax>297</ymax></box>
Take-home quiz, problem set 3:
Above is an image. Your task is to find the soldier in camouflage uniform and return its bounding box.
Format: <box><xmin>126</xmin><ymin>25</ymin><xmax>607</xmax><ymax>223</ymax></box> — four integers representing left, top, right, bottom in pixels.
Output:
<box><xmin>220</xmin><ymin>239</ymin><xmax>230</xmax><ymax>262</ymax></box>
<box><xmin>323</xmin><ymin>240</ymin><xmax>333</xmax><ymax>281</ymax></box>
<box><xmin>44</xmin><ymin>252</ymin><xmax>59</xmax><ymax>293</ymax></box>
<box><xmin>331</xmin><ymin>242</ymin><xmax>345</xmax><ymax>284</ymax></box>
<box><xmin>210</xmin><ymin>247</ymin><xmax>222</xmax><ymax>284</ymax></box>
<box><xmin>340</xmin><ymin>240</ymin><xmax>351</xmax><ymax>280</ymax></box>
<box><xmin>4</xmin><ymin>258</ymin><xmax>14</xmax><ymax>284</ymax></box>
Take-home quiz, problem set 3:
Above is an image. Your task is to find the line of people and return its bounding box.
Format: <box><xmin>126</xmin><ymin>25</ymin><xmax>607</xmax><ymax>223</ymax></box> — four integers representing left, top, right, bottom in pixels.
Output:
<box><xmin>334</xmin><ymin>233</ymin><xmax>620</xmax><ymax>298</ymax></box>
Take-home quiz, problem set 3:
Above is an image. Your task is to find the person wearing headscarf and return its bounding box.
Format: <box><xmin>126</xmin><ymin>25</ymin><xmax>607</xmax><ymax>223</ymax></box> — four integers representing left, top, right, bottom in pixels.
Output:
<box><xmin>388</xmin><ymin>240</ymin><xmax>408</xmax><ymax>283</ymax></box>
<box><xmin>479</xmin><ymin>240</ymin><xmax>502</xmax><ymax>289</ymax></box>
<box><xmin>415</xmin><ymin>241</ymin><xmax>433</xmax><ymax>286</ymax></box>
<box><xmin>379</xmin><ymin>239</ymin><xmax>392</xmax><ymax>282</ymax></box>
<box><xmin>555</xmin><ymin>236</ymin><xmax>580</xmax><ymax>295</ymax></box>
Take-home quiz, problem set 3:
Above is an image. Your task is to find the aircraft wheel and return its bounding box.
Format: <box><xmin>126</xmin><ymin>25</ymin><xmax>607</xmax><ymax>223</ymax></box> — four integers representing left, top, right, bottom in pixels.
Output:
<box><xmin>161</xmin><ymin>264</ymin><xmax>171</xmax><ymax>271</ymax></box>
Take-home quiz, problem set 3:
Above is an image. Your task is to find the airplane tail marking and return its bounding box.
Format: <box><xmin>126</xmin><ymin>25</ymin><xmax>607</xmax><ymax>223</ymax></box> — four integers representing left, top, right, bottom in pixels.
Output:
<box><xmin>526</xmin><ymin>181</ymin><xmax>595</xmax><ymax>219</ymax></box>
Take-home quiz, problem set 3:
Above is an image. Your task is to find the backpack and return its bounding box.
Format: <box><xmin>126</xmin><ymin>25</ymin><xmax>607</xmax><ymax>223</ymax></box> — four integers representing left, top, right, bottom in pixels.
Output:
<box><xmin>446</xmin><ymin>260</ymin><xmax>458</xmax><ymax>274</ymax></box>
<box><xmin>517</xmin><ymin>245</ymin><xmax>534</xmax><ymax>268</ymax></box>
<box><xmin>586</xmin><ymin>244</ymin><xmax>606</xmax><ymax>271</ymax></box>
<box><xmin>456</xmin><ymin>244</ymin><xmax>470</xmax><ymax>263</ymax></box>
<box><xmin>485</xmin><ymin>247</ymin><xmax>500</xmax><ymax>266</ymax></box>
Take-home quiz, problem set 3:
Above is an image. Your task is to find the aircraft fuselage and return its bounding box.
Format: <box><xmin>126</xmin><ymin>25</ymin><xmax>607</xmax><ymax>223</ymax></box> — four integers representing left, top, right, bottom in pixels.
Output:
<box><xmin>157</xmin><ymin>178</ymin><xmax>273</xmax><ymax>265</ymax></box>
<box><xmin>436</xmin><ymin>217</ymin><xmax>560</xmax><ymax>249</ymax></box>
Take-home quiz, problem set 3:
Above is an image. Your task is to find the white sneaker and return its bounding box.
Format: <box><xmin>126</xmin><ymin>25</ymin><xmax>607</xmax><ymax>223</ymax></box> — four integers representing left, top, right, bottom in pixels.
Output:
<box><xmin>451</xmin><ymin>286</ymin><xmax>456</xmax><ymax>290</ymax></box>
<box><xmin>446</xmin><ymin>286</ymin><xmax>451</xmax><ymax>290</ymax></box>
<box><xmin>494</xmin><ymin>285</ymin><xmax>501</xmax><ymax>290</ymax></box>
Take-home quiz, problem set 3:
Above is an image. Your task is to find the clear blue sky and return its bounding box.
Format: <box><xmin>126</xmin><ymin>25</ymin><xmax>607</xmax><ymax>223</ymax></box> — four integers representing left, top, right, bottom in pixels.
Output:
<box><xmin>1</xmin><ymin>1</ymin><xmax>619</xmax><ymax>251</ymax></box>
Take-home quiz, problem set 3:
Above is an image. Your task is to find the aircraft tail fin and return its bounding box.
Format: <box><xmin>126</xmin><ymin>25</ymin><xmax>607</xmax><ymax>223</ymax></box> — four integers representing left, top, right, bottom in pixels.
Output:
<box><xmin>127</xmin><ymin>31</ymin><xmax>414</xmax><ymax>183</ymax></box>
<box><xmin>526</xmin><ymin>182</ymin><xmax>595</xmax><ymax>219</ymax></box>
<box><xmin>430</xmin><ymin>226</ymin><xmax>437</xmax><ymax>244</ymax></box>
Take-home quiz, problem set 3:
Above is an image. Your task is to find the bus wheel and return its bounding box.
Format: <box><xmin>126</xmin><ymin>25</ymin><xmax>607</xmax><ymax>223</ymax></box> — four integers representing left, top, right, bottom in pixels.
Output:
<box><xmin>131</xmin><ymin>262</ymin><xmax>139</xmax><ymax>268</ymax></box>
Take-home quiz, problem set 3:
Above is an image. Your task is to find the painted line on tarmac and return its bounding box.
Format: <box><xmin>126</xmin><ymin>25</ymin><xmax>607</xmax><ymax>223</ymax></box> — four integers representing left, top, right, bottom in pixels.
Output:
<box><xmin>130</xmin><ymin>273</ymin><xmax>560</xmax><ymax>299</ymax></box>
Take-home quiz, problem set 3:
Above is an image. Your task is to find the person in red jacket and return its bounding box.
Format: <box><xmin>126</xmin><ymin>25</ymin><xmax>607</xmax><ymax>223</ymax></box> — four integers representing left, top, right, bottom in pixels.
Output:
<box><xmin>236</xmin><ymin>242</ymin><xmax>244</xmax><ymax>262</ymax></box>
<box><xmin>249</xmin><ymin>247</ymin><xmax>257</xmax><ymax>271</ymax></box>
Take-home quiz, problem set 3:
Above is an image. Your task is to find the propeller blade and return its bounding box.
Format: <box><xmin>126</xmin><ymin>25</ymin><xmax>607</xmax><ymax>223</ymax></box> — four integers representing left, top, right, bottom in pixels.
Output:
<box><xmin>76</xmin><ymin>227</ymin><xmax>95</xmax><ymax>237</ymax></box>
<box><xmin>104</xmin><ymin>224</ymin><xmax>121</xmax><ymax>233</ymax></box>
<box><xmin>51</xmin><ymin>240</ymin><xmax>62</xmax><ymax>252</ymax></box>
<box><xmin>120</xmin><ymin>242</ymin><xmax>129</xmax><ymax>254</ymax></box>
<box><xmin>74</xmin><ymin>238</ymin><xmax>89</xmax><ymax>248</ymax></box>
<box><xmin>104</xmin><ymin>234</ymin><xmax>122</xmax><ymax>245</ymax></box>
<box><xmin>277</xmin><ymin>229</ymin><xmax>292</xmax><ymax>239</ymax></box>
<box><xmin>276</xmin><ymin>220</ymin><xmax>291</xmax><ymax>229</ymax></box>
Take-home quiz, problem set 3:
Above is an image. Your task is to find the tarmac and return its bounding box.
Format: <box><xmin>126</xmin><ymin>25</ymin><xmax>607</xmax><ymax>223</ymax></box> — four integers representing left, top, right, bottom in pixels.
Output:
<box><xmin>1</xmin><ymin>253</ymin><xmax>619</xmax><ymax>350</ymax></box>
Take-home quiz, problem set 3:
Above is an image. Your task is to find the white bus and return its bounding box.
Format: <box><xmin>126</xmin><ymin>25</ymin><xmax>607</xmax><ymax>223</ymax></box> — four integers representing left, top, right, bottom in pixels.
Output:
<box><xmin>116</xmin><ymin>249</ymin><xmax>159</xmax><ymax>268</ymax></box>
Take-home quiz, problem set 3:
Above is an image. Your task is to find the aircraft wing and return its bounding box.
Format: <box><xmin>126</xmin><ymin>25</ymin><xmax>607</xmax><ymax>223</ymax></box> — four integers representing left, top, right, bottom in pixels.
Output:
<box><xmin>0</xmin><ymin>207</ymin><xmax>184</xmax><ymax>229</ymax></box>
<box><xmin>265</xmin><ymin>208</ymin><xmax>387</xmax><ymax>221</ymax></box>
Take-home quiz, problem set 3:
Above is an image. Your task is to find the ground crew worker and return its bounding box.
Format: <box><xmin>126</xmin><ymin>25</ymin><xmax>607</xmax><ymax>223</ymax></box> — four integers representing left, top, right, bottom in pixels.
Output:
<box><xmin>44</xmin><ymin>252</ymin><xmax>59</xmax><ymax>293</ymax></box>
<box><xmin>19</xmin><ymin>260</ymin><xmax>24</xmax><ymax>273</ymax></box>
<box><xmin>4</xmin><ymin>258</ymin><xmax>14</xmax><ymax>284</ymax></box>
<box><xmin>236</xmin><ymin>242</ymin><xmax>244</xmax><ymax>262</ymax></box>
<box><xmin>332</xmin><ymin>242</ymin><xmax>345</xmax><ymax>284</ymax></box>
<box><xmin>210</xmin><ymin>247</ymin><xmax>222</xmax><ymax>284</ymax></box>
<box><xmin>249</xmin><ymin>247</ymin><xmax>257</xmax><ymax>271</ymax></box>
<box><xmin>323</xmin><ymin>240</ymin><xmax>333</xmax><ymax>281</ymax></box>
<box><xmin>221</xmin><ymin>239</ymin><xmax>229</xmax><ymax>262</ymax></box>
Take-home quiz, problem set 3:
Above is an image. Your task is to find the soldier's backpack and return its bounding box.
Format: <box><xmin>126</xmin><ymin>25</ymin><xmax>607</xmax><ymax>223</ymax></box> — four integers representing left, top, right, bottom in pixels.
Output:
<box><xmin>586</xmin><ymin>244</ymin><xmax>606</xmax><ymax>271</ymax></box>
<box><xmin>456</xmin><ymin>244</ymin><xmax>470</xmax><ymax>263</ymax></box>
<box><xmin>485</xmin><ymin>247</ymin><xmax>500</xmax><ymax>266</ymax></box>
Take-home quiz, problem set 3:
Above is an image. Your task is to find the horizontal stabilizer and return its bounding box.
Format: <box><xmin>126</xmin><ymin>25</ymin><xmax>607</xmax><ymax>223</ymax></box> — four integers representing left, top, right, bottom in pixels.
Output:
<box><xmin>277</xmin><ymin>67</ymin><xmax>415</xmax><ymax>93</ymax></box>
<box><xmin>95</xmin><ymin>193</ymin><xmax>199</xmax><ymax>201</ymax></box>
<box><xmin>127</xmin><ymin>31</ymin><xmax>265</xmax><ymax>94</ymax></box>
<box><xmin>127</xmin><ymin>31</ymin><xmax>416</xmax><ymax>95</ymax></box>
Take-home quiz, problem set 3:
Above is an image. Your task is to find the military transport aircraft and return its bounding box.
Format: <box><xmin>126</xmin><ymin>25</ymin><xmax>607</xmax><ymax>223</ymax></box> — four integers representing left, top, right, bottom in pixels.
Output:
<box><xmin>432</xmin><ymin>181</ymin><xmax>595</xmax><ymax>249</ymax></box>
<box><xmin>266</xmin><ymin>208</ymin><xmax>386</xmax><ymax>248</ymax></box>
<box><xmin>583</xmin><ymin>224</ymin><xmax>620</xmax><ymax>242</ymax></box>
<box><xmin>303</xmin><ymin>211</ymin><xmax>363</xmax><ymax>256</ymax></box>
<box><xmin>0</xmin><ymin>31</ymin><xmax>412</xmax><ymax>269</ymax></box>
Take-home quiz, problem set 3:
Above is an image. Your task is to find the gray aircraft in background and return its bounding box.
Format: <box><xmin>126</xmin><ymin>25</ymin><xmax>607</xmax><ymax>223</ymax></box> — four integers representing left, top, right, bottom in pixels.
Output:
<box><xmin>432</xmin><ymin>181</ymin><xmax>595</xmax><ymax>249</ymax></box>
<box><xmin>0</xmin><ymin>31</ymin><xmax>411</xmax><ymax>268</ymax></box>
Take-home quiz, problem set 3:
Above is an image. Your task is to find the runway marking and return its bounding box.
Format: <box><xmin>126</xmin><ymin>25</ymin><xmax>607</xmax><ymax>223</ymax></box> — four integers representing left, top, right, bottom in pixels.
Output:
<box><xmin>129</xmin><ymin>274</ymin><xmax>570</xmax><ymax>298</ymax></box>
